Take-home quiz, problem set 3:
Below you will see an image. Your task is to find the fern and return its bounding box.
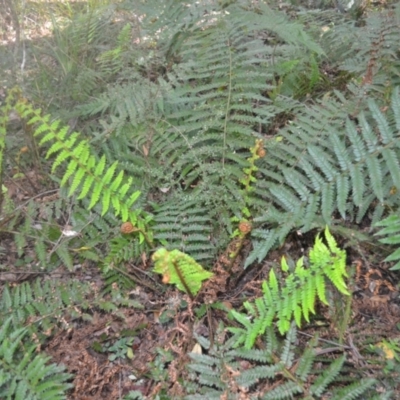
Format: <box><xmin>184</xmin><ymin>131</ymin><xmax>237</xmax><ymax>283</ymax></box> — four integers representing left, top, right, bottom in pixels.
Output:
<box><xmin>0</xmin><ymin>84</ymin><xmax>19</xmax><ymax>215</ymax></box>
<box><xmin>339</xmin><ymin>4</ymin><xmax>400</xmax><ymax>94</ymax></box>
<box><xmin>152</xmin><ymin>248</ymin><xmax>213</xmax><ymax>298</ymax></box>
<box><xmin>247</xmin><ymin>86</ymin><xmax>400</xmax><ymax>265</ymax></box>
<box><xmin>374</xmin><ymin>213</ymin><xmax>400</xmax><ymax>270</ymax></box>
<box><xmin>0</xmin><ymin>279</ymin><xmax>94</xmax><ymax>335</ymax></box>
<box><xmin>35</xmin><ymin>4</ymin><xmax>124</xmax><ymax>108</ymax></box>
<box><xmin>0</xmin><ymin>317</ymin><xmax>72</xmax><ymax>400</ymax></box>
<box><xmin>185</xmin><ymin>324</ymin><xmax>376</xmax><ymax>399</ymax></box>
<box><xmin>73</xmin><ymin>1</ymin><xmax>400</xmax><ymax>270</ymax></box>
<box><xmin>152</xmin><ymin>198</ymin><xmax>217</xmax><ymax>264</ymax></box>
<box><xmin>229</xmin><ymin>227</ymin><xmax>348</xmax><ymax>345</ymax></box>
<box><xmin>74</xmin><ymin>1</ymin><xmax>324</xmax><ymax>260</ymax></box>
<box><xmin>12</xmin><ymin>91</ymin><xmax>143</xmax><ymax>228</ymax></box>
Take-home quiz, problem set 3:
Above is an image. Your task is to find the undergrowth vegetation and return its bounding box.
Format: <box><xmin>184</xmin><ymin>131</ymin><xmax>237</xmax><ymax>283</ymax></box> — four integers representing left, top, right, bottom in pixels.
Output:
<box><xmin>1</xmin><ymin>0</ymin><xmax>400</xmax><ymax>398</ymax></box>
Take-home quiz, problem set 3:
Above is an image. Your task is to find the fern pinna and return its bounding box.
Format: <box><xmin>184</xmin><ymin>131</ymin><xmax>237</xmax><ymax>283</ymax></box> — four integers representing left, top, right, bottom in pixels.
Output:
<box><xmin>229</xmin><ymin>227</ymin><xmax>349</xmax><ymax>348</ymax></box>
<box><xmin>11</xmin><ymin>88</ymin><xmax>146</xmax><ymax>235</ymax></box>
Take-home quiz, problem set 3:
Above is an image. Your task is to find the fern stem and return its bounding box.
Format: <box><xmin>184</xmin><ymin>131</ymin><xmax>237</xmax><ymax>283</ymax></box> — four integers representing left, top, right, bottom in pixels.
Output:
<box><xmin>172</xmin><ymin>259</ymin><xmax>194</xmax><ymax>300</ymax></box>
<box><xmin>111</xmin><ymin>264</ymin><xmax>158</xmax><ymax>292</ymax></box>
<box><xmin>338</xmin><ymin>291</ymin><xmax>353</xmax><ymax>345</ymax></box>
<box><xmin>138</xmin><ymin>227</ymin><xmax>155</xmax><ymax>249</ymax></box>
<box><xmin>226</xmin><ymin>236</ymin><xmax>247</xmax><ymax>272</ymax></box>
<box><xmin>270</xmin><ymin>351</ymin><xmax>306</xmax><ymax>392</ymax></box>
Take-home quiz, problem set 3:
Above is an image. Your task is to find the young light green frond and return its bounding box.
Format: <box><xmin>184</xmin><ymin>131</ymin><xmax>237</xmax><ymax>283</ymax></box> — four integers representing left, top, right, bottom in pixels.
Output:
<box><xmin>88</xmin><ymin>180</ymin><xmax>102</xmax><ymax>210</ymax></box>
<box><xmin>109</xmin><ymin>170</ymin><xmax>124</xmax><ymax>192</ymax></box>
<box><xmin>126</xmin><ymin>190</ymin><xmax>141</xmax><ymax>208</ymax></box>
<box><xmin>43</xmin><ymin>126</ymin><xmax>71</xmax><ymax>151</ymax></box>
<box><xmin>101</xmin><ymin>189</ymin><xmax>111</xmax><ymax>216</ymax></box>
<box><xmin>95</xmin><ymin>155</ymin><xmax>106</xmax><ymax>176</ymax></box>
<box><xmin>152</xmin><ymin>248</ymin><xmax>213</xmax><ymax>296</ymax></box>
<box><xmin>50</xmin><ymin>134</ymin><xmax>77</xmax><ymax>158</ymax></box>
<box><xmin>230</xmin><ymin>228</ymin><xmax>348</xmax><ymax>341</ymax></box>
<box><xmin>51</xmin><ymin>145</ymin><xmax>75</xmax><ymax>171</ymax></box>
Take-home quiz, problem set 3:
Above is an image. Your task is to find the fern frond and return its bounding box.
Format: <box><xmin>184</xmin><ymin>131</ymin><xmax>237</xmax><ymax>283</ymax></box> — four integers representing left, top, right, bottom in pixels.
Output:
<box><xmin>187</xmin><ymin>324</ymin><xmax>374</xmax><ymax>399</ymax></box>
<box><xmin>230</xmin><ymin>227</ymin><xmax>348</xmax><ymax>342</ymax></box>
<box><xmin>14</xmin><ymin>99</ymin><xmax>141</xmax><ymax>223</ymax></box>
<box><xmin>311</xmin><ymin>355</ymin><xmax>345</xmax><ymax>396</ymax></box>
<box><xmin>374</xmin><ymin>213</ymin><xmax>400</xmax><ymax>270</ymax></box>
<box><xmin>0</xmin><ymin>279</ymin><xmax>94</xmax><ymax>335</ymax></box>
<box><xmin>152</xmin><ymin>248</ymin><xmax>213</xmax><ymax>297</ymax></box>
<box><xmin>248</xmin><ymin>87</ymin><xmax>400</xmax><ymax>264</ymax></box>
<box><xmin>152</xmin><ymin>198</ymin><xmax>217</xmax><ymax>263</ymax></box>
<box><xmin>330</xmin><ymin>378</ymin><xmax>376</xmax><ymax>400</ymax></box>
<box><xmin>0</xmin><ymin>318</ymin><xmax>72</xmax><ymax>400</ymax></box>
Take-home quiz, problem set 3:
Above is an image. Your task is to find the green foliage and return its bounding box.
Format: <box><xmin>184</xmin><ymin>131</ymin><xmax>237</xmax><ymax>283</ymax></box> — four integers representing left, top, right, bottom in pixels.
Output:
<box><xmin>247</xmin><ymin>86</ymin><xmax>400</xmax><ymax>266</ymax></box>
<box><xmin>185</xmin><ymin>324</ymin><xmax>376</xmax><ymax>399</ymax></box>
<box><xmin>12</xmin><ymin>91</ymin><xmax>143</xmax><ymax>227</ymax></box>
<box><xmin>232</xmin><ymin>139</ymin><xmax>265</xmax><ymax>235</ymax></box>
<box><xmin>75</xmin><ymin>0</ymin><xmax>325</xmax><ymax>260</ymax></box>
<box><xmin>0</xmin><ymin>317</ymin><xmax>72</xmax><ymax>400</ymax></box>
<box><xmin>339</xmin><ymin>4</ymin><xmax>400</xmax><ymax>94</ymax></box>
<box><xmin>0</xmin><ymin>279</ymin><xmax>94</xmax><ymax>335</ymax></box>
<box><xmin>94</xmin><ymin>336</ymin><xmax>135</xmax><ymax>362</ymax></box>
<box><xmin>33</xmin><ymin>4</ymin><xmax>123</xmax><ymax>107</ymax></box>
<box><xmin>375</xmin><ymin>213</ymin><xmax>400</xmax><ymax>270</ymax></box>
<box><xmin>152</xmin><ymin>248</ymin><xmax>213</xmax><ymax>297</ymax></box>
<box><xmin>229</xmin><ymin>227</ymin><xmax>348</xmax><ymax>346</ymax></box>
<box><xmin>152</xmin><ymin>198</ymin><xmax>217</xmax><ymax>264</ymax></box>
<box><xmin>69</xmin><ymin>1</ymin><xmax>400</xmax><ymax>271</ymax></box>
<box><xmin>0</xmin><ymin>278</ymin><xmax>143</xmax><ymax>398</ymax></box>
<box><xmin>0</xmin><ymin>83</ymin><xmax>18</xmax><ymax>214</ymax></box>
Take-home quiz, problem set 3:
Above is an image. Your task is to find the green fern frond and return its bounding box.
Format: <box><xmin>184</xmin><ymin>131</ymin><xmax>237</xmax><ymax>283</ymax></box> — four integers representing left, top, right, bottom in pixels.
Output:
<box><xmin>374</xmin><ymin>213</ymin><xmax>400</xmax><ymax>270</ymax></box>
<box><xmin>230</xmin><ymin>227</ymin><xmax>348</xmax><ymax>342</ymax></box>
<box><xmin>14</xmin><ymin>97</ymin><xmax>141</xmax><ymax>224</ymax></box>
<box><xmin>330</xmin><ymin>378</ymin><xmax>376</xmax><ymax>400</ymax></box>
<box><xmin>152</xmin><ymin>248</ymin><xmax>213</xmax><ymax>297</ymax></box>
<box><xmin>311</xmin><ymin>355</ymin><xmax>345</xmax><ymax>396</ymax></box>
<box><xmin>0</xmin><ymin>318</ymin><xmax>72</xmax><ymax>400</ymax></box>
<box><xmin>186</xmin><ymin>324</ymin><xmax>374</xmax><ymax>399</ymax></box>
<box><xmin>152</xmin><ymin>198</ymin><xmax>217</xmax><ymax>263</ymax></box>
<box><xmin>0</xmin><ymin>279</ymin><xmax>94</xmax><ymax>335</ymax></box>
<box><xmin>248</xmin><ymin>87</ymin><xmax>400</xmax><ymax>265</ymax></box>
